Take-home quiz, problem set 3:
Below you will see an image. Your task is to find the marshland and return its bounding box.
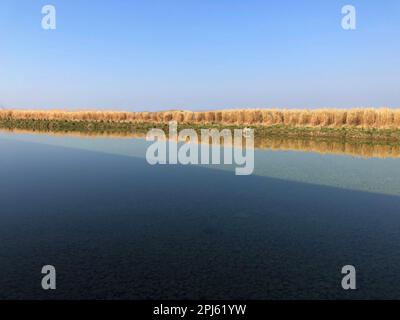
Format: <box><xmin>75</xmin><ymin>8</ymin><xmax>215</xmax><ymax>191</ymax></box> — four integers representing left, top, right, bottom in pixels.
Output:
<box><xmin>2</xmin><ymin>108</ymin><xmax>400</xmax><ymax>142</ymax></box>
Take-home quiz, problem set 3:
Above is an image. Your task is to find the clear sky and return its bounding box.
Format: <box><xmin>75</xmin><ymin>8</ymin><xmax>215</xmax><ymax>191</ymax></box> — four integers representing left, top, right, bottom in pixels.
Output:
<box><xmin>0</xmin><ymin>0</ymin><xmax>399</xmax><ymax>111</ymax></box>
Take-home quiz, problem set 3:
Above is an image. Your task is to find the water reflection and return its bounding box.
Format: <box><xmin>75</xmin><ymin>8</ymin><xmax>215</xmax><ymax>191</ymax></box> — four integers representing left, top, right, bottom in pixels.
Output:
<box><xmin>2</xmin><ymin>128</ymin><xmax>400</xmax><ymax>159</ymax></box>
<box><xmin>2</xmin><ymin>128</ymin><xmax>400</xmax><ymax>197</ymax></box>
<box><xmin>2</xmin><ymin>133</ymin><xmax>400</xmax><ymax>299</ymax></box>
<box><xmin>256</xmin><ymin>137</ymin><xmax>400</xmax><ymax>159</ymax></box>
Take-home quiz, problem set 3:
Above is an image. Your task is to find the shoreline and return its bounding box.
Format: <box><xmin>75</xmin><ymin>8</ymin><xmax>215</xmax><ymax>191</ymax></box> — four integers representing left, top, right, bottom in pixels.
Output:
<box><xmin>2</xmin><ymin>117</ymin><xmax>400</xmax><ymax>143</ymax></box>
<box><xmin>3</xmin><ymin>119</ymin><xmax>400</xmax><ymax>159</ymax></box>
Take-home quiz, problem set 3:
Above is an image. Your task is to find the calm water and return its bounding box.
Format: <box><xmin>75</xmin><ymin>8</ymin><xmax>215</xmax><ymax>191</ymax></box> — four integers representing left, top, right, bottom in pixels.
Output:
<box><xmin>1</xmin><ymin>132</ymin><xmax>400</xmax><ymax>299</ymax></box>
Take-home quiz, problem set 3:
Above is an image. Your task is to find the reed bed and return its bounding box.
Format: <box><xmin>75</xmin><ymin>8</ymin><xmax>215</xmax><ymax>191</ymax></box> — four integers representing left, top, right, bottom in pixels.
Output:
<box><xmin>2</xmin><ymin>108</ymin><xmax>400</xmax><ymax>129</ymax></box>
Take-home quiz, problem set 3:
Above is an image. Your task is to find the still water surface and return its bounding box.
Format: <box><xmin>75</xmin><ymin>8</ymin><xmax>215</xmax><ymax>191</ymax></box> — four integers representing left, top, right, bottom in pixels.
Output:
<box><xmin>1</xmin><ymin>131</ymin><xmax>400</xmax><ymax>299</ymax></box>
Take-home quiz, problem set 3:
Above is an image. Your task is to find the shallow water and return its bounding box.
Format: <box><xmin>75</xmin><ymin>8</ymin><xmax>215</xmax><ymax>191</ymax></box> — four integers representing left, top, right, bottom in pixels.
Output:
<box><xmin>1</xmin><ymin>132</ymin><xmax>400</xmax><ymax>299</ymax></box>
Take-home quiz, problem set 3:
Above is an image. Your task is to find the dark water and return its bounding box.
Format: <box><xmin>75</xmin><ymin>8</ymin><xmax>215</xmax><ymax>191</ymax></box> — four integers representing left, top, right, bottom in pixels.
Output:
<box><xmin>1</xmin><ymin>134</ymin><xmax>400</xmax><ymax>299</ymax></box>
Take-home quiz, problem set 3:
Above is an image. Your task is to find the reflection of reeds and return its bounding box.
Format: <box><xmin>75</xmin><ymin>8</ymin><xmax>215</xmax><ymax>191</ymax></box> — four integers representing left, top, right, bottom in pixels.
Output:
<box><xmin>2</xmin><ymin>127</ymin><xmax>400</xmax><ymax>159</ymax></box>
<box><xmin>0</xmin><ymin>128</ymin><xmax>145</xmax><ymax>139</ymax></box>
<box><xmin>255</xmin><ymin>137</ymin><xmax>400</xmax><ymax>159</ymax></box>
<box><xmin>2</xmin><ymin>108</ymin><xmax>400</xmax><ymax>128</ymax></box>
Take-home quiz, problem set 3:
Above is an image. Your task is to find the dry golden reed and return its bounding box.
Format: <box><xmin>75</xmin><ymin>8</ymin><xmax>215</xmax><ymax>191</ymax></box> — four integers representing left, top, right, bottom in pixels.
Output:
<box><xmin>2</xmin><ymin>108</ymin><xmax>400</xmax><ymax>128</ymax></box>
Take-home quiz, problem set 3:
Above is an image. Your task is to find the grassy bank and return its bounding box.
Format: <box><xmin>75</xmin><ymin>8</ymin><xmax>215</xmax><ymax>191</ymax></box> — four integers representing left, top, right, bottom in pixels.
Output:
<box><xmin>0</xmin><ymin>118</ymin><xmax>158</xmax><ymax>135</ymax></box>
<box><xmin>2</xmin><ymin>118</ymin><xmax>400</xmax><ymax>143</ymax></box>
<box><xmin>2</xmin><ymin>108</ymin><xmax>400</xmax><ymax>142</ymax></box>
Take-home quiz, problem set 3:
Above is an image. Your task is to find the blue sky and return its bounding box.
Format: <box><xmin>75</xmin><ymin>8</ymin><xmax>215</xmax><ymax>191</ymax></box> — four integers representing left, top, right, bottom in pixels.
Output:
<box><xmin>0</xmin><ymin>0</ymin><xmax>399</xmax><ymax>111</ymax></box>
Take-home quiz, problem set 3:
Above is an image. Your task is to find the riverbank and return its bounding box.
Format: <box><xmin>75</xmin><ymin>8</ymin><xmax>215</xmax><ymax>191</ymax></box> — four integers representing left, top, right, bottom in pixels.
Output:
<box><xmin>2</xmin><ymin>118</ymin><xmax>400</xmax><ymax>143</ymax></box>
<box><xmin>2</xmin><ymin>108</ymin><xmax>400</xmax><ymax>142</ymax></box>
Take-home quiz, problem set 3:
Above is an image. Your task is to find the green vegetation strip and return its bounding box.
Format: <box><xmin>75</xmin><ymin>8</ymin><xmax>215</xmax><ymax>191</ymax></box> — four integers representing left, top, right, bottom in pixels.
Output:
<box><xmin>1</xmin><ymin>118</ymin><xmax>400</xmax><ymax>144</ymax></box>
